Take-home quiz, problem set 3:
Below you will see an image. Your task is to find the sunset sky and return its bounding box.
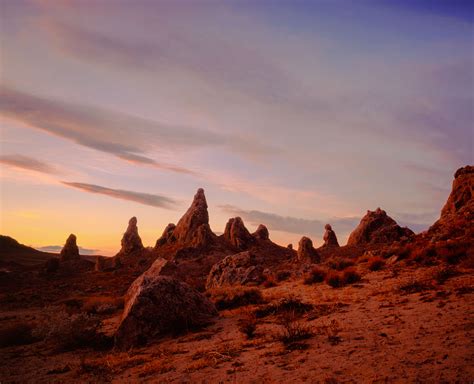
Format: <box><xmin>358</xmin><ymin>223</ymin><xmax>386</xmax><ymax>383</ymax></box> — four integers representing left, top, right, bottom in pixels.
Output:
<box><xmin>1</xmin><ymin>0</ymin><xmax>473</xmax><ymax>255</ymax></box>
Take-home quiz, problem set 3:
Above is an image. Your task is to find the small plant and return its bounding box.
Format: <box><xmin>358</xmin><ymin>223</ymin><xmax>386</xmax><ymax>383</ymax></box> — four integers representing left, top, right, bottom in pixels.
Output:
<box><xmin>208</xmin><ymin>286</ymin><xmax>263</xmax><ymax>310</ymax></box>
<box><xmin>325</xmin><ymin>270</ymin><xmax>343</xmax><ymax>288</ymax></box>
<box><xmin>238</xmin><ymin>312</ymin><xmax>257</xmax><ymax>339</ymax></box>
<box><xmin>367</xmin><ymin>256</ymin><xmax>385</xmax><ymax>271</ymax></box>
<box><xmin>255</xmin><ymin>296</ymin><xmax>313</xmax><ymax>318</ymax></box>
<box><xmin>319</xmin><ymin>319</ymin><xmax>343</xmax><ymax>345</ymax></box>
<box><xmin>262</xmin><ymin>274</ymin><xmax>278</xmax><ymax>288</ymax></box>
<box><xmin>327</xmin><ymin>258</ymin><xmax>355</xmax><ymax>271</ymax></box>
<box><xmin>342</xmin><ymin>268</ymin><xmax>361</xmax><ymax>284</ymax></box>
<box><xmin>276</xmin><ymin>310</ymin><xmax>313</xmax><ymax>347</ymax></box>
<box><xmin>399</xmin><ymin>280</ymin><xmax>434</xmax><ymax>294</ymax></box>
<box><xmin>304</xmin><ymin>267</ymin><xmax>327</xmax><ymax>285</ymax></box>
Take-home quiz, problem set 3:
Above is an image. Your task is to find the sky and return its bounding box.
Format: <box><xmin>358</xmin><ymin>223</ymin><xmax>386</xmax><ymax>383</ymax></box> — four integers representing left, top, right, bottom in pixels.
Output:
<box><xmin>0</xmin><ymin>0</ymin><xmax>473</xmax><ymax>255</ymax></box>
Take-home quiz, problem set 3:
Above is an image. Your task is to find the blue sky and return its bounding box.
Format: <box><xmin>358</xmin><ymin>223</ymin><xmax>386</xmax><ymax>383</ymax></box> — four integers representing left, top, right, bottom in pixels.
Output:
<box><xmin>0</xmin><ymin>0</ymin><xmax>472</xmax><ymax>254</ymax></box>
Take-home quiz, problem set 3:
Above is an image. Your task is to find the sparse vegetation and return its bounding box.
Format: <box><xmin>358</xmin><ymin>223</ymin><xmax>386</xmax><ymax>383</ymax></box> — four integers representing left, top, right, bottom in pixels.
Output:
<box><xmin>262</xmin><ymin>274</ymin><xmax>278</xmax><ymax>288</ymax></box>
<box><xmin>325</xmin><ymin>268</ymin><xmax>361</xmax><ymax>288</ymax></box>
<box><xmin>325</xmin><ymin>270</ymin><xmax>343</xmax><ymax>288</ymax></box>
<box><xmin>399</xmin><ymin>280</ymin><xmax>434</xmax><ymax>294</ymax></box>
<box><xmin>367</xmin><ymin>256</ymin><xmax>385</xmax><ymax>271</ymax></box>
<box><xmin>303</xmin><ymin>266</ymin><xmax>327</xmax><ymax>285</ymax></box>
<box><xmin>238</xmin><ymin>312</ymin><xmax>257</xmax><ymax>339</ymax></box>
<box><xmin>433</xmin><ymin>267</ymin><xmax>460</xmax><ymax>284</ymax></box>
<box><xmin>276</xmin><ymin>310</ymin><xmax>313</xmax><ymax>347</ymax></box>
<box><xmin>255</xmin><ymin>296</ymin><xmax>313</xmax><ymax>318</ymax></box>
<box><xmin>208</xmin><ymin>286</ymin><xmax>263</xmax><ymax>310</ymax></box>
<box><xmin>327</xmin><ymin>257</ymin><xmax>355</xmax><ymax>271</ymax></box>
<box><xmin>342</xmin><ymin>268</ymin><xmax>361</xmax><ymax>284</ymax></box>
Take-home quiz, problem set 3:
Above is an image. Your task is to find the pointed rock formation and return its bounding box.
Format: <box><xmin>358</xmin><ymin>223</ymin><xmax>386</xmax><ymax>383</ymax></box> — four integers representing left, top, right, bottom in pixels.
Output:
<box><xmin>297</xmin><ymin>236</ymin><xmax>320</xmax><ymax>263</ymax></box>
<box><xmin>429</xmin><ymin>165</ymin><xmax>473</xmax><ymax>238</ymax></box>
<box><xmin>115</xmin><ymin>271</ymin><xmax>217</xmax><ymax>348</ymax></box>
<box><xmin>171</xmin><ymin>188</ymin><xmax>215</xmax><ymax>248</ymax></box>
<box><xmin>323</xmin><ymin>224</ymin><xmax>339</xmax><ymax>247</ymax></box>
<box><xmin>155</xmin><ymin>223</ymin><xmax>176</xmax><ymax>247</ymax></box>
<box><xmin>60</xmin><ymin>234</ymin><xmax>80</xmax><ymax>261</ymax></box>
<box><xmin>347</xmin><ymin>208</ymin><xmax>414</xmax><ymax>246</ymax></box>
<box><xmin>206</xmin><ymin>251</ymin><xmax>265</xmax><ymax>289</ymax></box>
<box><xmin>119</xmin><ymin>217</ymin><xmax>144</xmax><ymax>254</ymax></box>
<box><xmin>253</xmin><ymin>224</ymin><xmax>269</xmax><ymax>240</ymax></box>
<box><xmin>223</xmin><ymin>217</ymin><xmax>254</xmax><ymax>250</ymax></box>
<box><xmin>287</xmin><ymin>244</ymin><xmax>293</xmax><ymax>250</ymax></box>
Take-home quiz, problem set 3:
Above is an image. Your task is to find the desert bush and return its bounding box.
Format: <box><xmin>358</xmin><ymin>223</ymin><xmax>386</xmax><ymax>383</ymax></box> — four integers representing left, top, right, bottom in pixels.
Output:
<box><xmin>399</xmin><ymin>280</ymin><xmax>434</xmax><ymax>294</ymax></box>
<box><xmin>304</xmin><ymin>267</ymin><xmax>327</xmax><ymax>285</ymax></box>
<box><xmin>255</xmin><ymin>296</ymin><xmax>313</xmax><ymax>318</ymax></box>
<box><xmin>262</xmin><ymin>274</ymin><xmax>278</xmax><ymax>288</ymax></box>
<box><xmin>208</xmin><ymin>286</ymin><xmax>263</xmax><ymax>310</ymax></box>
<box><xmin>0</xmin><ymin>322</ymin><xmax>36</xmax><ymax>348</ymax></box>
<box><xmin>342</xmin><ymin>268</ymin><xmax>361</xmax><ymax>284</ymax></box>
<box><xmin>238</xmin><ymin>312</ymin><xmax>257</xmax><ymax>339</ymax></box>
<box><xmin>318</xmin><ymin>319</ymin><xmax>343</xmax><ymax>345</ymax></box>
<box><xmin>433</xmin><ymin>267</ymin><xmax>460</xmax><ymax>284</ymax></box>
<box><xmin>276</xmin><ymin>270</ymin><xmax>291</xmax><ymax>281</ymax></box>
<box><xmin>327</xmin><ymin>258</ymin><xmax>355</xmax><ymax>271</ymax></box>
<box><xmin>276</xmin><ymin>310</ymin><xmax>313</xmax><ymax>347</ymax></box>
<box><xmin>33</xmin><ymin>308</ymin><xmax>109</xmax><ymax>351</ymax></box>
<box><xmin>325</xmin><ymin>270</ymin><xmax>343</xmax><ymax>288</ymax></box>
<box><xmin>367</xmin><ymin>256</ymin><xmax>385</xmax><ymax>271</ymax></box>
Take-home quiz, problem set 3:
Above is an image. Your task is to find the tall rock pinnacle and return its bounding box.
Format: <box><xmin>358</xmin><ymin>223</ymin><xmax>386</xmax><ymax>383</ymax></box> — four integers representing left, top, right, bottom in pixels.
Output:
<box><xmin>120</xmin><ymin>217</ymin><xmax>144</xmax><ymax>254</ymax></box>
<box><xmin>60</xmin><ymin>234</ymin><xmax>80</xmax><ymax>261</ymax></box>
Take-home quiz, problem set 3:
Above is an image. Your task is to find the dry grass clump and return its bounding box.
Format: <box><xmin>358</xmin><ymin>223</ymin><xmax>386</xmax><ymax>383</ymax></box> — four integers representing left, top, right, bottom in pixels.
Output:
<box><xmin>255</xmin><ymin>296</ymin><xmax>313</xmax><ymax>318</ymax></box>
<box><xmin>186</xmin><ymin>343</ymin><xmax>240</xmax><ymax>372</ymax></box>
<box><xmin>276</xmin><ymin>270</ymin><xmax>291</xmax><ymax>281</ymax></box>
<box><xmin>327</xmin><ymin>257</ymin><xmax>355</xmax><ymax>271</ymax></box>
<box><xmin>367</xmin><ymin>256</ymin><xmax>386</xmax><ymax>271</ymax></box>
<box><xmin>276</xmin><ymin>310</ymin><xmax>313</xmax><ymax>348</ymax></box>
<box><xmin>262</xmin><ymin>274</ymin><xmax>278</xmax><ymax>288</ymax></box>
<box><xmin>0</xmin><ymin>322</ymin><xmax>36</xmax><ymax>348</ymax></box>
<box><xmin>208</xmin><ymin>286</ymin><xmax>263</xmax><ymax>310</ymax></box>
<box><xmin>325</xmin><ymin>268</ymin><xmax>361</xmax><ymax>288</ymax></box>
<box><xmin>33</xmin><ymin>307</ymin><xmax>110</xmax><ymax>351</ymax></box>
<box><xmin>317</xmin><ymin>319</ymin><xmax>343</xmax><ymax>345</ymax></box>
<box><xmin>433</xmin><ymin>266</ymin><xmax>460</xmax><ymax>285</ymax></box>
<box><xmin>304</xmin><ymin>267</ymin><xmax>327</xmax><ymax>285</ymax></box>
<box><xmin>238</xmin><ymin>312</ymin><xmax>257</xmax><ymax>339</ymax></box>
<box><xmin>399</xmin><ymin>280</ymin><xmax>434</xmax><ymax>294</ymax></box>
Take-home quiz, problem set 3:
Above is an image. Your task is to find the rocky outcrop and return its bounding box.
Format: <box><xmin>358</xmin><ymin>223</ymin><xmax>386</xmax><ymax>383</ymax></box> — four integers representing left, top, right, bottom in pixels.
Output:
<box><xmin>45</xmin><ymin>257</ymin><xmax>60</xmax><ymax>273</ymax></box>
<box><xmin>223</xmin><ymin>217</ymin><xmax>254</xmax><ymax>250</ymax></box>
<box><xmin>119</xmin><ymin>217</ymin><xmax>144</xmax><ymax>254</ymax></box>
<box><xmin>322</xmin><ymin>224</ymin><xmax>339</xmax><ymax>247</ymax></box>
<box><xmin>287</xmin><ymin>244</ymin><xmax>293</xmax><ymax>250</ymax></box>
<box><xmin>297</xmin><ymin>236</ymin><xmax>320</xmax><ymax>263</ymax></box>
<box><xmin>253</xmin><ymin>224</ymin><xmax>269</xmax><ymax>240</ymax></box>
<box><xmin>60</xmin><ymin>234</ymin><xmax>80</xmax><ymax>261</ymax></box>
<box><xmin>168</xmin><ymin>188</ymin><xmax>215</xmax><ymax>248</ymax></box>
<box><xmin>206</xmin><ymin>251</ymin><xmax>265</xmax><ymax>289</ymax></box>
<box><xmin>115</xmin><ymin>270</ymin><xmax>217</xmax><ymax>348</ymax></box>
<box><xmin>429</xmin><ymin>165</ymin><xmax>474</xmax><ymax>238</ymax></box>
<box><xmin>95</xmin><ymin>256</ymin><xmax>121</xmax><ymax>272</ymax></box>
<box><xmin>155</xmin><ymin>223</ymin><xmax>176</xmax><ymax>247</ymax></box>
<box><xmin>347</xmin><ymin>208</ymin><xmax>414</xmax><ymax>246</ymax></box>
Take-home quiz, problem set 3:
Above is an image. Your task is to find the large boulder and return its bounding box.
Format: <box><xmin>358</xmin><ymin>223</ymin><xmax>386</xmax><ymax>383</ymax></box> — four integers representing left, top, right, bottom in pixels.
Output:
<box><xmin>166</xmin><ymin>188</ymin><xmax>215</xmax><ymax>248</ymax></box>
<box><xmin>322</xmin><ymin>224</ymin><xmax>339</xmax><ymax>247</ymax></box>
<box><xmin>60</xmin><ymin>234</ymin><xmax>80</xmax><ymax>261</ymax></box>
<box><xmin>347</xmin><ymin>208</ymin><xmax>414</xmax><ymax>246</ymax></box>
<box><xmin>223</xmin><ymin>217</ymin><xmax>254</xmax><ymax>250</ymax></box>
<box><xmin>119</xmin><ymin>217</ymin><xmax>144</xmax><ymax>255</ymax></box>
<box><xmin>429</xmin><ymin>165</ymin><xmax>474</xmax><ymax>238</ymax></box>
<box><xmin>115</xmin><ymin>262</ymin><xmax>217</xmax><ymax>348</ymax></box>
<box><xmin>206</xmin><ymin>251</ymin><xmax>265</xmax><ymax>289</ymax></box>
<box><xmin>297</xmin><ymin>236</ymin><xmax>320</xmax><ymax>263</ymax></box>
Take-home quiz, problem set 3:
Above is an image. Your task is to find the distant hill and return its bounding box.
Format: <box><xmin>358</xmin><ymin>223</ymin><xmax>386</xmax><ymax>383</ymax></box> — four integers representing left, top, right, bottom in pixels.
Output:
<box><xmin>0</xmin><ymin>235</ymin><xmax>56</xmax><ymax>266</ymax></box>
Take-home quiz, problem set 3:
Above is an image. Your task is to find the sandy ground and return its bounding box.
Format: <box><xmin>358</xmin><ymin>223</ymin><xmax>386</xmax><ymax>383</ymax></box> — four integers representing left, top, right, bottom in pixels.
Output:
<box><xmin>1</xmin><ymin>264</ymin><xmax>473</xmax><ymax>383</ymax></box>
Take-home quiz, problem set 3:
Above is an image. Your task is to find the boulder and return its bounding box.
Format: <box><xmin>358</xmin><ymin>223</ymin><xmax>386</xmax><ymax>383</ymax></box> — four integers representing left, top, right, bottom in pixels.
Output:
<box><xmin>119</xmin><ymin>217</ymin><xmax>144</xmax><ymax>254</ymax></box>
<box><xmin>253</xmin><ymin>224</ymin><xmax>269</xmax><ymax>240</ymax></box>
<box><xmin>223</xmin><ymin>217</ymin><xmax>254</xmax><ymax>250</ymax></box>
<box><xmin>297</xmin><ymin>236</ymin><xmax>320</xmax><ymax>263</ymax></box>
<box><xmin>60</xmin><ymin>234</ymin><xmax>80</xmax><ymax>261</ymax></box>
<box><xmin>171</xmin><ymin>188</ymin><xmax>215</xmax><ymax>248</ymax></box>
<box><xmin>115</xmin><ymin>269</ymin><xmax>217</xmax><ymax>348</ymax></box>
<box><xmin>155</xmin><ymin>223</ymin><xmax>176</xmax><ymax>247</ymax></box>
<box><xmin>347</xmin><ymin>208</ymin><xmax>414</xmax><ymax>246</ymax></box>
<box><xmin>322</xmin><ymin>224</ymin><xmax>339</xmax><ymax>247</ymax></box>
<box><xmin>206</xmin><ymin>251</ymin><xmax>265</xmax><ymax>289</ymax></box>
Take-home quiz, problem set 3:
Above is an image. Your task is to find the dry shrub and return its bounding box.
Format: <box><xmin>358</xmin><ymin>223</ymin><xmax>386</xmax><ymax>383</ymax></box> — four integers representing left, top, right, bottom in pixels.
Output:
<box><xmin>327</xmin><ymin>258</ymin><xmax>355</xmax><ymax>271</ymax></box>
<box><xmin>325</xmin><ymin>268</ymin><xmax>361</xmax><ymax>288</ymax></box>
<box><xmin>33</xmin><ymin>307</ymin><xmax>110</xmax><ymax>351</ymax></box>
<box><xmin>262</xmin><ymin>274</ymin><xmax>278</xmax><ymax>288</ymax></box>
<box><xmin>342</xmin><ymin>268</ymin><xmax>361</xmax><ymax>284</ymax></box>
<box><xmin>304</xmin><ymin>267</ymin><xmax>327</xmax><ymax>285</ymax></box>
<box><xmin>276</xmin><ymin>310</ymin><xmax>313</xmax><ymax>347</ymax></box>
<box><xmin>399</xmin><ymin>280</ymin><xmax>434</xmax><ymax>294</ymax></box>
<box><xmin>367</xmin><ymin>256</ymin><xmax>385</xmax><ymax>271</ymax></box>
<box><xmin>318</xmin><ymin>319</ymin><xmax>343</xmax><ymax>345</ymax></box>
<box><xmin>276</xmin><ymin>270</ymin><xmax>291</xmax><ymax>281</ymax></box>
<box><xmin>255</xmin><ymin>296</ymin><xmax>313</xmax><ymax>318</ymax></box>
<box><xmin>186</xmin><ymin>343</ymin><xmax>240</xmax><ymax>372</ymax></box>
<box><xmin>82</xmin><ymin>296</ymin><xmax>124</xmax><ymax>315</ymax></box>
<box><xmin>433</xmin><ymin>267</ymin><xmax>460</xmax><ymax>284</ymax></box>
<box><xmin>325</xmin><ymin>270</ymin><xmax>343</xmax><ymax>288</ymax></box>
<box><xmin>208</xmin><ymin>286</ymin><xmax>263</xmax><ymax>310</ymax></box>
<box><xmin>0</xmin><ymin>322</ymin><xmax>36</xmax><ymax>348</ymax></box>
<box><xmin>238</xmin><ymin>312</ymin><xmax>257</xmax><ymax>339</ymax></box>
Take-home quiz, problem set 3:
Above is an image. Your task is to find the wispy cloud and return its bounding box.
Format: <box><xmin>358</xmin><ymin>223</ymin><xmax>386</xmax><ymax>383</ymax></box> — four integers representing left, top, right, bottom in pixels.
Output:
<box><xmin>0</xmin><ymin>154</ymin><xmax>59</xmax><ymax>175</ymax></box>
<box><xmin>219</xmin><ymin>204</ymin><xmax>360</xmax><ymax>239</ymax></box>
<box><xmin>0</xmin><ymin>87</ymin><xmax>275</xmax><ymax>175</ymax></box>
<box><xmin>36</xmin><ymin>245</ymin><xmax>98</xmax><ymax>255</ymax></box>
<box><xmin>62</xmin><ymin>181</ymin><xmax>178</xmax><ymax>209</ymax></box>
